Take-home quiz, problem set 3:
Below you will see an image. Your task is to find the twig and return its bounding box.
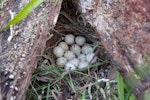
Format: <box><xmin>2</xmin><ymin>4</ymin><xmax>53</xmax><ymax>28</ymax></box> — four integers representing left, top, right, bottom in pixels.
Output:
<box><xmin>60</xmin><ymin>11</ymin><xmax>76</xmax><ymax>25</ymax></box>
<box><xmin>7</xmin><ymin>10</ymin><xmax>16</xmax><ymax>42</ymax></box>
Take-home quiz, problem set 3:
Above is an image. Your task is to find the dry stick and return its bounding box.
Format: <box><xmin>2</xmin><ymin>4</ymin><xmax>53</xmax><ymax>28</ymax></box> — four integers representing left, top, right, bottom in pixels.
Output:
<box><xmin>35</xmin><ymin>55</ymin><xmax>56</xmax><ymax>67</ymax></box>
<box><xmin>46</xmin><ymin>28</ymin><xmax>64</xmax><ymax>50</ymax></box>
<box><xmin>51</xmin><ymin>90</ymin><xmax>58</xmax><ymax>100</ymax></box>
<box><xmin>88</xmin><ymin>84</ymin><xmax>92</xmax><ymax>99</ymax></box>
<box><xmin>60</xmin><ymin>11</ymin><xmax>76</xmax><ymax>25</ymax></box>
<box><xmin>30</xmin><ymin>82</ymin><xmax>39</xmax><ymax>97</ymax></box>
<box><xmin>89</xmin><ymin>48</ymin><xmax>100</xmax><ymax>65</ymax></box>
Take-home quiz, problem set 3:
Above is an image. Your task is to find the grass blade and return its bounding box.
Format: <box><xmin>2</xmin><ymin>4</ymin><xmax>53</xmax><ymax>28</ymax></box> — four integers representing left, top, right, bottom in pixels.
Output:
<box><xmin>46</xmin><ymin>83</ymin><xmax>50</xmax><ymax>100</ymax></box>
<box><xmin>5</xmin><ymin>0</ymin><xmax>43</xmax><ymax>29</ymax></box>
<box><xmin>116</xmin><ymin>71</ymin><xmax>124</xmax><ymax>100</ymax></box>
<box><xmin>81</xmin><ymin>90</ymin><xmax>86</xmax><ymax>100</ymax></box>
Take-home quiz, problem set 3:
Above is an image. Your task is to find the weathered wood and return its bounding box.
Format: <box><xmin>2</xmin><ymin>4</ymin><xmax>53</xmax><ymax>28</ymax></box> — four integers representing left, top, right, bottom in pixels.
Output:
<box><xmin>0</xmin><ymin>0</ymin><xmax>62</xmax><ymax>99</ymax></box>
<box><xmin>72</xmin><ymin>0</ymin><xmax>150</xmax><ymax>99</ymax></box>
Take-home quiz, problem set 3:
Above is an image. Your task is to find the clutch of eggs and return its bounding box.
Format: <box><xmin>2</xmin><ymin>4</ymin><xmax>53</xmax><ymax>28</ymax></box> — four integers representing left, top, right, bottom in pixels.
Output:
<box><xmin>53</xmin><ymin>34</ymin><xmax>97</xmax><ymax>70</ymax></box>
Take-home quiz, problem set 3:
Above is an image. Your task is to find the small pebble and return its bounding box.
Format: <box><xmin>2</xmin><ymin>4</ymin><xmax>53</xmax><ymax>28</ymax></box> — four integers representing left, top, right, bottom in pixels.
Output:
<box><xmin>9</xmin><ymin>74</ymin><xmax>15</xmax><ymax>79</ymax></box>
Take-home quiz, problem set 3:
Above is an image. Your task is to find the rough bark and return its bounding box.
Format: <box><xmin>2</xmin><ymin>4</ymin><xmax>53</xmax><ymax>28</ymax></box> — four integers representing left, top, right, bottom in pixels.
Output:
<box><xmin>0</xmin><ymin>0</ymin><xmax>62</xmax><ymax>99</ymax></box>
<box><xmin>72</xmin><ymin>0</ymin><xmax>150</xmax><ymax>99</ymax></box>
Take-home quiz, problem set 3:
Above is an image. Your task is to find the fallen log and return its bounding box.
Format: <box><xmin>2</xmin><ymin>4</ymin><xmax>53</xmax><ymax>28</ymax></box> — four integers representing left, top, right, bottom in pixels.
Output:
<box><xmin>0</xmin><ymin>0</ymin><xmax>62</xmax><ymax>99</ymax></box>
<box><xmin>72</xmin><ymin>0</ymin><xmax>150</xmax><ymax>99</ymax></box>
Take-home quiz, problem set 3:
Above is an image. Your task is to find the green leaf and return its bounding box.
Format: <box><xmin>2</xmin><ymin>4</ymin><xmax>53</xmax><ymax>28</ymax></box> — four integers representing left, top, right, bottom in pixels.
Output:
<box><xmin>81</xmin><ymin>90</ymin><xmax>86</xmax><ymax>100</ymax></box>
<box><xmin>129</xmin><ymin>93</ymin><xmax>136</xmax><ymax>100</ymax></box>
<box><xmin>144</xmin><ymin>89</ymin><xmax>150</xmax><ymax>100</ymax></box>
<box><xmin>46</xmin><ymin>83</ymin><xmax>50</xmax><ymax>100</ymax></box>
<box><xmin>116</xmin><ymin>71</ymin><xmax>124</xmax><ymax>100</ymax></box>
<box><xmin>5</xmin><ymin>0</ymin><xmax>43</xmax><ymax>29</ymax></box>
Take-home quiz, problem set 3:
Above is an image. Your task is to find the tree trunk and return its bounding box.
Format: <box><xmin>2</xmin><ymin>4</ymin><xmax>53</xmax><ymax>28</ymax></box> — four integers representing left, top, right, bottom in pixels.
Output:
<box><xmin>72</xmin><ymin>0</ymin><xmax>150</xmax><ymax>99</ymax></box>
<box><xmin>0</xmin><ymin>0</ymin><xmax>62</xmax><ymax>99</ymax></box>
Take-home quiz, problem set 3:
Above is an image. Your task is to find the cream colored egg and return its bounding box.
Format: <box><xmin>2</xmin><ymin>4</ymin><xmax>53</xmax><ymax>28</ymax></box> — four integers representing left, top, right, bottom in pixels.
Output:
<box><xmin>65</xmin><ymin>62</ymin><xmax>76</xmax><ymax>70</ymax></box>
<box><xmin>75</xmin><ymin>36</ymin><xmax>86</xmax><ymax>46</ymax></box>
<box><xmin>86</xmin><ymin>53</ymin><xmax>97</xmax><ymax>64</ymax></box>
<box><xmin>56</xmin><ymin>57</ymin><xmax>67</xmax><ymax>66</ymax></box>
<box><xmin>58</xmin><ymin>42</ymin><xmax>69</xmax><ymax>50</ymax></box>
<box><xmin>64</xmin><ymin>51</ymin><xmax>75</xmax><ymax>60</ymax></box>
<box><xmin>78</xmin><ymin>54</ymin><xmax>86</xmax><ymax>61</ymax></box>
<box><xmin>65</xmin><ymin>34</ymin><xmax>75</xmax><ymax>45</ymax></box>
<box><xmin>68</xmin><ymin>58</ymin><xmax>79</xmax><ymax>67</ymax></box>
<box><xmin>78</xmin><ymin>61</ymin><xmax>89</xmax><ymax>69</ymax></box>
<box><xmin>70</xmin><ymin>44</ymin><xmax>81</xmax><ymax>56</ymax></box>
<box><xmin>53</xmin><ymin>46</ymin><xmax>65</xmax><ymax>57</ymax></box>
<box><xmin>82</xmin><ymin>45</ymin><xmax>93</xmax><ymax>54</ymax></box>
